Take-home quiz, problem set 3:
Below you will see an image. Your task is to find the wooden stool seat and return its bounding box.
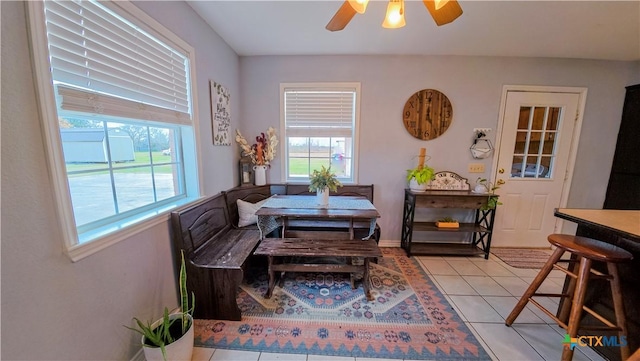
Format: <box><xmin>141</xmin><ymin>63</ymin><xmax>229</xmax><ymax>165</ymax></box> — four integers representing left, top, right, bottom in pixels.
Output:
<box><xmin>548</xmin><ymin>234</ymin><xmax>633</xmax><ymax>263</ymax></box>
<box><xmin>505</xmin><ymin>234</ymin><xmax>632</xmax><ymax>361</ymax></box>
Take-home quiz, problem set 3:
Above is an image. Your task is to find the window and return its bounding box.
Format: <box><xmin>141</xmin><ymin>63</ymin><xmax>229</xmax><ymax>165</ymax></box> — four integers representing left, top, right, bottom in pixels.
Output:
<box><xmin>281</xmin><ymin>83</ymin><xmax>360</xmax><ymax>184</ymax></box>
<box><xmin>28</xmin><ymin>0</ymin><xmax>200</xmax><ymax>261</ymax></box>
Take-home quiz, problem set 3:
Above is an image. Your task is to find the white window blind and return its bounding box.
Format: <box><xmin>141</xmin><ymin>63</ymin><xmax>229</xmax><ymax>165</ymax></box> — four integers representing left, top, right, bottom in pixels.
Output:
<box><xmin>284</xmin><ymin>89</ymin><xmax>356</xmax><ymax>137</ymax></box>
<box><xmin>43</xmin><ymin>0</ymin><xmax>191</xmax><ymax>123</ymax></box>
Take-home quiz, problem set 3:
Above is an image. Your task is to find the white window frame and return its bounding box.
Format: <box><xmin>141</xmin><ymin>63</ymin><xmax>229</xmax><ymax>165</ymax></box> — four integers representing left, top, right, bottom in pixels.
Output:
<box><xmin>27</xmin><ymin>0</ymin><xmax>203</xmax><ymax>262</ymax></box>
<box><xmin>280</xmin><ymin>82</ymin><xmax>361</xmax><ymax>184</ymax></box>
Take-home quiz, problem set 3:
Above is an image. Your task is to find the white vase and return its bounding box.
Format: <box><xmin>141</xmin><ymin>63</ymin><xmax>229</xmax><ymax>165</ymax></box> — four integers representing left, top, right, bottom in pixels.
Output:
<box><xmin>316</xmin><ymin>188</ymin><xmax>329</xmax><ymax>207</ymax></box>
<box><xmin>142</xmin><ymin>314</ymin><xmax>194</xmax><ymax>361</ymax></box>
<box><xmin>409</xmin><ymin>178</ymin><xmax>428</xmax><ymax>192</ymax></box>
<box><xmin>253</xmin><ymin>165</ymin><xmax>267</xmax><ymax>186</ymax></box>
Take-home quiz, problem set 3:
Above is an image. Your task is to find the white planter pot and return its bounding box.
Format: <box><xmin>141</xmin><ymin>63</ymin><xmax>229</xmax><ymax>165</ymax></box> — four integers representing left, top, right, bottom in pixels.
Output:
<box><xmin>409</xmin><ymin>178</ymin><xmax>428</xmax><ymax>192</ymax></box>
<box><xmin>142</xmin><ymin>314</ymin><xmax>194</xmax><ymax>361</ymax></box>
<box><xmin>253</xmin><ymin>165</ymin><xmax>267</xmax><ymax>186</ymax></box>
<box><xmin>316</xmin><ymin>188</ymin><xmax>329</xmax><ymax>207</ymax></box>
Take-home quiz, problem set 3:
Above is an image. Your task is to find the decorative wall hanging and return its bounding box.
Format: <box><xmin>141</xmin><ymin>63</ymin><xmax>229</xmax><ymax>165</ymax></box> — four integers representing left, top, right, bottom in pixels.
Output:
<box><xmin>470</xmin><ymin>130</ymin><xmax>494</xmax><ymax>159</ymax></box>
<box><xmin>426</xmin><ymin>171</ymin><xmax>470</xmax><ymax>190</ymax></box>
<box><xmin>211</xmin><ymin>81</ymin><xmax>231</xmax><ymax>145</ymax></box>
<box><xmin>403</xmin><ymin>89</ymin><xmax>453</xmax><ymax>140</ymax></box>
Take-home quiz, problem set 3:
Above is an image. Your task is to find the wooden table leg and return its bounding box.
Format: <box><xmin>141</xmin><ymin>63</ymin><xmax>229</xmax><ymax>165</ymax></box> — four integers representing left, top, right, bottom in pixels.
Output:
<box><xmin>347</xmin><ymin>256</ymin><xmax>356</xmax><ymax>289</ymax></box>
<box><xmin>265</xmin><ymin>255</ymin><xmax>276</xmax><ymax>299</ymax></box>
<box><xmin>364</xmin><ymin>257</ymin><xmax>373</xmax><ymax>301</ymax></box>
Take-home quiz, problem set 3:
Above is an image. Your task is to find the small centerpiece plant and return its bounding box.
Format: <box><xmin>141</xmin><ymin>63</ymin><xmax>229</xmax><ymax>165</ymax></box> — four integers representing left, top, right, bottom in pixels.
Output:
<box><xmin>309</xmin><ymin>165</ymin><xmax>342</xmax><ymax>206</ymax></box>
<box><xmin>309</xmin><ymin>165</ymin><xmax>342</xmax><ymax>193</ymax></box>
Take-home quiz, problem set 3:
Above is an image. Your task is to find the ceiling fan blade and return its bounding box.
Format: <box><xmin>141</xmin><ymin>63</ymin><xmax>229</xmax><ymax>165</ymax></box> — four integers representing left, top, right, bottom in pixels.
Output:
<box><xmin>422</xmin><ymin>0</ymin><xmax>463</xmax><ymax>26</ymax></box>
<box><xmin>326</xmin><ymin>1</ymin><xmax>357</xmax><ymax>32</ymax></box>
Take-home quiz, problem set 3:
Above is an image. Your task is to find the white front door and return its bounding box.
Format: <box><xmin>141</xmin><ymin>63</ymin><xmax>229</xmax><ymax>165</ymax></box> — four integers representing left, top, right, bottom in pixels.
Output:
<box><xmin>491</xmin><ymin>89</ymin><xmax>584</xmax><ymax>248</ymax></box>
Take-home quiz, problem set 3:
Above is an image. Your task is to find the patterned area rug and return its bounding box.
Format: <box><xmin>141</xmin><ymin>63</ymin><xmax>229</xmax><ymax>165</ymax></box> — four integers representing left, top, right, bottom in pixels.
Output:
<box><xmin>491</xmin><ymin>247</ymin><xmax>552</xmax><ymax>269</ymax></box>
<box><xmin>195</xmin><ymin>248</ymin><xmax>491</xmax><ymax>360</ymax></box>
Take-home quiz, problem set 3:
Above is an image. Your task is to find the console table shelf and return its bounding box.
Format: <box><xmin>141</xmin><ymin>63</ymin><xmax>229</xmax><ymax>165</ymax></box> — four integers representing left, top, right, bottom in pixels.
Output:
<box><xmin>401</xmin><ymin>189</ymin><xmax>497</xmax><ymax>259</ymax></box>
<box><xmin>411</xmin><ymin>222</ymin><xmax>488</xmax><ymax>233</ymax></box>
<box><xmin>409</xmin><ymin>243</ymin><xmax>486</xmax><ymax>257</ymax></box>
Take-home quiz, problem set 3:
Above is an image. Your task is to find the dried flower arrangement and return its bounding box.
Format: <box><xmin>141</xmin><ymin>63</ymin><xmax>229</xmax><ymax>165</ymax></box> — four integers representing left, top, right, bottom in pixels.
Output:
<box><xmin>235</xmin><ymin>127</ymin><xmax>278</xmax><ymax>166</ymax></box>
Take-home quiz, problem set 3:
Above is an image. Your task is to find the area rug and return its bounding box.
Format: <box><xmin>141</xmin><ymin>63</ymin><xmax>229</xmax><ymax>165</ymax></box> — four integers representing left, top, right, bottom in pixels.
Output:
<box><xmin>194</xmin><ymin>248</ymin><xmax>491</xmax><ymax>360</ymax></box>
<box><xmin>491</xmin><ymin>247</ymin><xmax>552</xmax><ymax>269</ymax></box>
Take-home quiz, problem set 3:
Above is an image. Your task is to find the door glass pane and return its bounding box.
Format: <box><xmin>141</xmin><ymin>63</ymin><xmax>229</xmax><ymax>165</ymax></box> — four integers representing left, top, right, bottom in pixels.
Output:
<box><xmin>546</xmin><ymin>107</ymin><xmax>560</xmax><ymax>130</ymax></box>
<box><xmin>518</xmin><ymin>107</ymin><xmax>531</xmax><ymax>129</ymax></box>
<box><xmin>542</xmin><ymin>132</ymin><xmax>556</xmax><ymax>155</ymax></box>
<box><xmin>528</xmin><ymin>132</ymin><xmax>542</xmax><ymax>154</ymax></box>
<box><xmin>510</xmin><ymin>155</ymin><xmax>525</xmax><ymax>177</ymax></box>
<box><xmin>510</xmin><ymin>104</ymin><xmax>561</xmax><ymax>179</ymax></box>
<box><xmin>539</xmin><ymin>156</ymin><xmax>552</xmax><ymax>178</ymax></box>
<box><xmin>532</xmin><ymin>107</ymin><xmax>546</xmax><ymax>130</ymax></box>
<box><xmin>514</xmin><ymin>131</ymin><xmax>528</xmax><ymax>153</ymax></box>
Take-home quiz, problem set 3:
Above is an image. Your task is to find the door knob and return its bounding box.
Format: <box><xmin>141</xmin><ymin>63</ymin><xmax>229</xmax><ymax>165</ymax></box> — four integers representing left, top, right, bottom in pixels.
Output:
<box><xmin>498</xmin><ymin>168</ymin><xmax>505</xmax><ymax>174</ymax></box>
<box><xmin>497</xmin><ymin>179</ymin><xmax>505</xmax><ymax>185</ymax></box>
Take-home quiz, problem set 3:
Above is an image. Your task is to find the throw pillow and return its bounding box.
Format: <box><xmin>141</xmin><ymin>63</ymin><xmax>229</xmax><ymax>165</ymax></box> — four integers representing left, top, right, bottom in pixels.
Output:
<box><xmin>237</xmin><ymin>198</ymin><xmax>269</xmax><ymax>227</ymax></box>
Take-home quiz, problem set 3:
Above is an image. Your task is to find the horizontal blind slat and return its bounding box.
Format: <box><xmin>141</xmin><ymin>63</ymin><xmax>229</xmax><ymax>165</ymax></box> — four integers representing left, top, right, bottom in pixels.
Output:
<box><xmin>284</xmin><ymin>88</ymin><xmax>355</xmax><ymax>139</ymax></box>
<box><xmin>43</xmin><ymin>0</ymin><xmax>191</xmax><ymax>120</ymax></box>
<box><xmin>57</xmin><ymin>85</ymin><xmax>191</xmax><ymax>126</ymax></box>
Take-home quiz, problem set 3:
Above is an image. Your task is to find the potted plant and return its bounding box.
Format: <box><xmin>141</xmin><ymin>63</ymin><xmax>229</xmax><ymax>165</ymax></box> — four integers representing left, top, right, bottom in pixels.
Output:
<box><xmin>406</xmin><ymin>164</ymin><xmax>435</xmax><ymax>192</ymax></box>
<box><xmin>125</xmin><ymin>250</ymin><xmax>195</xmax><ymax>361</ymax></box>
<box><xmin>309</xmin><ymin>165</ymin><xmax>342</xmax><ymax>207</ymax></box>
<box><xmin>475</xmin><ymin>177</ymin><xmax>503</xmax><ymax>210</ymax></box>
<box><xmin>436</xmin><ymin>216</ymin><xmax>460</xmax><ymax>229</ymax></box>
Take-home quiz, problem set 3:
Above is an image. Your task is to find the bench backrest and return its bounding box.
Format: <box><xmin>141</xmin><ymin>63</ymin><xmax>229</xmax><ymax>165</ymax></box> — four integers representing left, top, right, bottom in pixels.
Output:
<box><xmin>286</xmin><ymin>184</ymin><xmax>375</xmax><ymax>202</ymax></box>
<box><xmin>171</xmin><ymin>193</ymin><xmax>231</xmax><ymax>257</ymax></box>
<box><xmin>223</xmin><ymin>185</ymin><xmax>275</xmax><ymax>228</ymax></box>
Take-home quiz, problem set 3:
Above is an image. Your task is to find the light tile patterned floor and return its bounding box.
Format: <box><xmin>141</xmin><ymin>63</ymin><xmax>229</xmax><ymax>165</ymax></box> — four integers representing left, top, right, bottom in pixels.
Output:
<box><xmin>191</xmin><ymin>252</ymin><xmax>606</xmax><ymax>361</ymax></box>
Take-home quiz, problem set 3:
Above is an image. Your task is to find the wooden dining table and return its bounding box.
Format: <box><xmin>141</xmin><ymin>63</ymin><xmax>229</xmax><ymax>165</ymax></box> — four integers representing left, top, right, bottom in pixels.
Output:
<box><xmin>255</xmin><ymin>195</ymin><xmax>380</xmax><ymax>240</ymax></box>
<box><xmin>554</xmin><ymin>208</ymin><xmax>640</xmax><ymax>361</ymax></box>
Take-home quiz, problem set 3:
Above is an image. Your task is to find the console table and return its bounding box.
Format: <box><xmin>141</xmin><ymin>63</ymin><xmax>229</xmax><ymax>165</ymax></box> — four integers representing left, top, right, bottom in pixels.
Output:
<box><xmin>401</xmin><ymin>189</ymin><xmax>497</xmax><ymax>259</ymax></box>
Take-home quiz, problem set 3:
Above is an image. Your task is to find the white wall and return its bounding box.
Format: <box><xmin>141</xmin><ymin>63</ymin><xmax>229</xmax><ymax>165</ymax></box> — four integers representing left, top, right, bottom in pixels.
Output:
<box><xmin>1</xmin><ymin>1</ymin><xmax>239</xmax><ymax>359</ymax></box>
<box><xmin>239</xmin><ymin>55</ymin><xmax>638</xmax><ymax>240</ymax></box>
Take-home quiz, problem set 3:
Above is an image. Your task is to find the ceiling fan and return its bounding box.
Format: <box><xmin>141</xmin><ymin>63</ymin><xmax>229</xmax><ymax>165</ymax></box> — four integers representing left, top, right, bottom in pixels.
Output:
<box><xmin>326</xmin><ymin>0</ymin><xmax>463</xmax><ymax>32</ymax></box>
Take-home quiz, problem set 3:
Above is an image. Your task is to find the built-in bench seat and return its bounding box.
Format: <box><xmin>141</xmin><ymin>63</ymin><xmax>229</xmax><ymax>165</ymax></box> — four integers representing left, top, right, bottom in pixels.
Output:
<box><xmin>170</xmin><ymin>193</ymin><xmax>261</xmax><ymax>321</ymax></box>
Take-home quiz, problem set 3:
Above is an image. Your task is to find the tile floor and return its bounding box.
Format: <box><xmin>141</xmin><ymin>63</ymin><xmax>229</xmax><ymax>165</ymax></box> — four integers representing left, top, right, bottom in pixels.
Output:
<box><xmin>190</xmin><ymin>251</ymin><xmax>606</xmax><ymax>361</ymax></box>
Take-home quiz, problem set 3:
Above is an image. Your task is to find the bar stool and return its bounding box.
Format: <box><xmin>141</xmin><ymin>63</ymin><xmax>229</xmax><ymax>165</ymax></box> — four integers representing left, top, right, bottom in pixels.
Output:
<box><xmin>505</xmin><ymin>234</ymin><xmax>632</xmax><ymax>361</ymax></box>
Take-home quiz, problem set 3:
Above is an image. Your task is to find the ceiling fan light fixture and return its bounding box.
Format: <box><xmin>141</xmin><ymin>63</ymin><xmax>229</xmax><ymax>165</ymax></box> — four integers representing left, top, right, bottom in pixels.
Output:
<box><xmin>347</xmin><ymin>0</ymin><xmax>369</xmax><ymax>14</ymax></box>
<box><xmin>382</xmin><ymin>0</ymin><xmax>406</xmax><ymax>29</ymax></box>
<box><xmin>434</xmin><ymin>0</ymin><xmax>450</xmax><ymax>10</ymax></box>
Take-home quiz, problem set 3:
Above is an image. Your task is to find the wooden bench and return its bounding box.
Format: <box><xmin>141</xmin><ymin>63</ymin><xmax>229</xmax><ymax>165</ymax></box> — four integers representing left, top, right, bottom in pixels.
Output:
<box><xmin>253</xmin><ymin>238</ymin><xmax>382</xmax><ymax>301</ymax></box>
<box><xmin>170</xmin><ymin>193</ymin><xmax>261</xmax><ymax>320</ymax></box>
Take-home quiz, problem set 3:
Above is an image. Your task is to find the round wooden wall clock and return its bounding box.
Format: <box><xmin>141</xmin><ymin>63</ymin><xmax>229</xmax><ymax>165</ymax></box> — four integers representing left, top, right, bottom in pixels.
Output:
<box><xmin>403</xmin><ymin>89</ymin><xmax>453</xmax><ymax>140</ymax></box>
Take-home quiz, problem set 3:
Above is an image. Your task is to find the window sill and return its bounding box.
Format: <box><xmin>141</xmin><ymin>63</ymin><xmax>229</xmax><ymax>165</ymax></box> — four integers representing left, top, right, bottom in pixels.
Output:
<box><xmin>66</xmin><ymin>197</ymin><xmax>202</xmax><ymax>262</ymax></box>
